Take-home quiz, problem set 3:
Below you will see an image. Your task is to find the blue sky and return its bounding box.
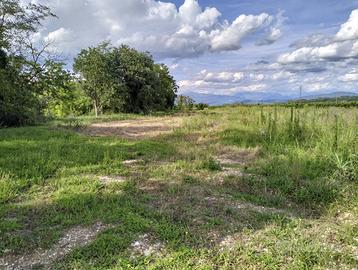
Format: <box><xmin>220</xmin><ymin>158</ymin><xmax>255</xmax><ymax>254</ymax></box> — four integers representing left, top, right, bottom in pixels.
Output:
<box><xmin>34</xmin><ymin>0</ymin><xmax>358</xmax><ymax>101</ymax></box>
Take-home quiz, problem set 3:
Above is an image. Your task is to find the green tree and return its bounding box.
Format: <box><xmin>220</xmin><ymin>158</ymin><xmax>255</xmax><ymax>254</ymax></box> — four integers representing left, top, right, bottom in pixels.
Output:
<box><xmin>73</xmin><ymin>43</ymin><xmax>177</xmax><ymax>115</ymax></box>
<box><xmin>154</xmin><ymin>64</ymin><xmax>178</xmax><ymax>110</ymax></box>
<box><xmin>0</xmin><ymin>0</ymin><xmax>70</xmax><ymax>126</ymax></box>
<box><xmin>0</xmin><ymin>0</ymin><xmax>54</xmax><ymax>50</ymax></box>
<box><xmin>176</xmin><ymin>95</ymin><xmax>195</xmax><ymax>112</ymax></box>
<box><xmin>45</xmin><ymin>82</ymin><xmax>92</xmax><ymax>117</ymax></box>
<box><xmin>73</xmin><ymin>43</ymin><xmax>114</xmax><ymax>117</ymax></box>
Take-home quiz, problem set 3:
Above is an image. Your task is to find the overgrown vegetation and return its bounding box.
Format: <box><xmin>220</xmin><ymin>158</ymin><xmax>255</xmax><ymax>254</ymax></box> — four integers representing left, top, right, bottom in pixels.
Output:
<box><xmin>0</xmin><ymin>105</ymin><xmax>357</xmax><ymax>269</ymax></box>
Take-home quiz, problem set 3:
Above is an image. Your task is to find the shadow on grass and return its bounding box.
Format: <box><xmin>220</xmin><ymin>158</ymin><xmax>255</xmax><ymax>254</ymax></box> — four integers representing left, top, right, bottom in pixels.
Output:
<box><xmin>1</xmin><ymin>177</ymin><xmax>294</xmax><ymax>269</ymax></box>
<box><xmin>0</xmin><ymin>126</ymin><xmax>176</xmax><ymax>202</ymax></box>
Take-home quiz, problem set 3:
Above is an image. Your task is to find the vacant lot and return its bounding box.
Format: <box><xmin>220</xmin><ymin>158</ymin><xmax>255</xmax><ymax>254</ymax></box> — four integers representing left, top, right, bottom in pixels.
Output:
<box><xmin>0</xmin><ymin>106</ymin><xmax>357</xmax><ymax>269</ymax></box>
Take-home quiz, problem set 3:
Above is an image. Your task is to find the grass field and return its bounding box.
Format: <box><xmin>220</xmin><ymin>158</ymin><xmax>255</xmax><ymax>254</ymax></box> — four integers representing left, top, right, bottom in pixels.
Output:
<box><xmin>0</xmin><ymin>105</ymin><xmax>357</xmax><ymax>269</ymax></box>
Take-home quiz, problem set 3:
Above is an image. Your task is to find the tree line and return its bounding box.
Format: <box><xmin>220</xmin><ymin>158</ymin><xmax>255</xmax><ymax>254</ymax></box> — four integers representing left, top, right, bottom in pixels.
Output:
<box><xmin>0</xmin><ymin>0</ymin><xmax>178</xmax><ymax>127</ymax></box>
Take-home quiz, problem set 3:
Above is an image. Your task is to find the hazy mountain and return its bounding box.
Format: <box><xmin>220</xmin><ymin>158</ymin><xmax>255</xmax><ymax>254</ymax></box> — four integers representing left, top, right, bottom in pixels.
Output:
<box><xmin>185</xmin><ymin>91</ymin><xmax>358</xmax><ymax>105</ymax></box>
<box><xmin>299</xmin><ymin>91</ymin><xmax>358</xmax><ymax>100</ymax></box>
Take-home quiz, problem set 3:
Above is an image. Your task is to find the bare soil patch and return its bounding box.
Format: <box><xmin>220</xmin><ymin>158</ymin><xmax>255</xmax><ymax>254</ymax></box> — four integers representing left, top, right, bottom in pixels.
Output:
<box><xmin>0</xmin><ymin>222</ymin><xmax>109</xmax><ymax>270</ymax></box>
<box><xmin>215</xmin><ymin>146</ymin><xmax>261</xmax><ymax>166</ymax></box>
<box><xmin>98</xmin><ymin>175</ymin><xmax>126</xmax><ymax>185</ymax></box>
<box><xmin>123</xmin><ymin>159</ymin><xmax>143</xmax><ymax>166</ymax></box>
<box><xmin>130</xmin><ymin>234</ymin><xmax>164</xmax><ymax>258</ymax></box>
<box><xmin>82</xmin><ymin>116</ymin><xmax>183</xmax><ymax>139</ymax></box>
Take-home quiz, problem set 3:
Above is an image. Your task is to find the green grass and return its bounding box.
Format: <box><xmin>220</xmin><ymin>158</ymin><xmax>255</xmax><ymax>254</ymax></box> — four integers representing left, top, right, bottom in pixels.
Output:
<box><xmin>0</xmin><ymin>105</ymin><xmax>357</xmax><ymax>269</ymax></box>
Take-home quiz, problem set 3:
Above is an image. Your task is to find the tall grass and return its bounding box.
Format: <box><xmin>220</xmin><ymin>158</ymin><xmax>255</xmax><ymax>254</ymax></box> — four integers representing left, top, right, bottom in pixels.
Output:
<box><xmin>216</xmin><ymin>105</ymin><xmax>358</xmax><ymax>211</ymax></box>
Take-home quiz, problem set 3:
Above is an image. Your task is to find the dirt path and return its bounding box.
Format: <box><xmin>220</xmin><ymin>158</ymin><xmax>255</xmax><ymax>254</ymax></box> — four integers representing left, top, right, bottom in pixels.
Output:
<box><xmin>82</xmin><ymin>116</ymin><xmax>183</xmax><ymax>139</ymax></box>
<box><xmin>0</xmin><ymin>222</ymin><xmax>109</xmax><ymax>270</ymax></box>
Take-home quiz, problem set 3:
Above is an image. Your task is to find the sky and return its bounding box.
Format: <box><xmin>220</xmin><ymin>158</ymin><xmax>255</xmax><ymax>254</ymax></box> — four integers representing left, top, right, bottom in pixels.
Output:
<box><xmin>30</xmin><ymin>0</ymin><xmax>358</xmax><ymax>101</ymax></box>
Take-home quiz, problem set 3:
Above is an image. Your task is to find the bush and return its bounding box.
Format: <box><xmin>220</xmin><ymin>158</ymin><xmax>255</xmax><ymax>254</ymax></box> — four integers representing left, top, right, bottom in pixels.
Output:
<box><xmin>196</xmin><ymin>103</ymin><xmax>209</xmax><ymax>110</ymax></box>
<box><xmin>201</xmin><ymin>157</ymin><xmax>222</xmax><ymax>171</ymax></box>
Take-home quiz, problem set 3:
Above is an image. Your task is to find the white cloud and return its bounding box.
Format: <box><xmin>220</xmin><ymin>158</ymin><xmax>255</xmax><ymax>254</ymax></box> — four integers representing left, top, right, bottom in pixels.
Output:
<box><xmin>257</xmin><ymin>10</ymin><xmax>286</xmax><ymax>46</ymax></box>
<box><xmin>235</xmin><ymin>84</ymin><xmax>267</xmax><ymax>92</ymax></box>
<box><xmin>178</xmin><ymin>68</ymin><xmax>270</xmax><ymax>95</ymax></box>
<box><xmin>272</xmin><ymin>71</ymin><xmax>294</xmax><ymax>80</ymax></box>
<box><xmin>278</xmin><ymin>9</ymin><xmax>358</xmax><ymax>64</ymax></box>
<box><xmin>339</xmin><ymin>69</ymin><xmax>358</xmax><ymax>82</ymax></box>
<box><xmin>199</xmin><ymin>69</ymin><xmax>244</xmax><ymax>83</ymax></box>
<box><xmin>308</xmin><ymin>82</ymin><xmax>331</xmax><ymax>91</ymax></box>
<box><xmin>38</xmin><ymin>0</ymin><xmax>280</xmax><ymax>59</ymax></box>
<box><xmin>249</xmin><ymin>73</ymin><xmax>265</xmax><ymax>81</ymax></box>
<box><xmin>210</xmin><ymin>13</ymin><xmax>273</xmax><ymax>51</ymax></box>
<box><xmin>336</xmin><ymin>9</ymin><xmax>358</xmax><ymax>41</ymax></box>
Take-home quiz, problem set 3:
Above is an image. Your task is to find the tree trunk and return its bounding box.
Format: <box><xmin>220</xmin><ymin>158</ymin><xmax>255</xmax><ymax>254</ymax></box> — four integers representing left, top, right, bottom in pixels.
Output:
<box><xmin>94</xmin><ymin>100</ymin><xmax>98</xmax><ymax>117</ymax></box>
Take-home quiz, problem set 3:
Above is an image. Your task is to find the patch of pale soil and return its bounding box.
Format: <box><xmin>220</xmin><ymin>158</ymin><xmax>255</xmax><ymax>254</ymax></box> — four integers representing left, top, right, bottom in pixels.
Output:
<box><xmin>130</xmin><ymin>234</ymin><xmax>164</xmax><ymax>258</ymax></box>
<box><xmin>204</xmin><ymin>196</ymin><xmax>290</xmax><ymax>216</ymax></box>
<box><xmin>213</xmin><ymin>168</ymin><xmax>251</xmax><ymax>183</ymax></box>
<box><xmin>232</xmin><ymin>201</ymin><xmax>288</xmax><ymax>215</ymax></box>
<box><xmin>219</xmin><ymin>233</ymin><xmax>248</xmax><ymax>251</ymax></box>
<box><xmin>82</xmin><ymin>116</ymin><xmax>183</xmax><ymax>139</ymax></box>
<box><xmin>123</xmin><ymin>159</ymin><xmax>143</xmax><ymax>166</ymax></box>
<box><xmin>98</xmin><ymin>175</ymin><xmax>126</xmax><ymax>185</ymax></box>
<box><xmin>0</xmin><ymin>222</ymin><xmax>109</xmax><ymax>270</ymax></box>
<box><xmin>215</xmin><ymin>146</ymin><xmax>261</xmax><ymax>166</ymax></box>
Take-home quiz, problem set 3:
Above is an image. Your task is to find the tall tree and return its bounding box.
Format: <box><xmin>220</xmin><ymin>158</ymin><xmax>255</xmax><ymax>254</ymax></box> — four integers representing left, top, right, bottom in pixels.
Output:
<box><xmin>73</xmin><ymin>43</ymin><xmax>114</xmax><ymax>117</ymax></box>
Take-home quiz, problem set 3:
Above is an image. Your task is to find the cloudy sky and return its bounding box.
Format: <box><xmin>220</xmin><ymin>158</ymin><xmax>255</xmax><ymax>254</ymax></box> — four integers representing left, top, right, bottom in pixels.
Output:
<box><xmin>33</xmin><ymin>0</ymin><xmax>358</xmax><ymax>101</ymax></box>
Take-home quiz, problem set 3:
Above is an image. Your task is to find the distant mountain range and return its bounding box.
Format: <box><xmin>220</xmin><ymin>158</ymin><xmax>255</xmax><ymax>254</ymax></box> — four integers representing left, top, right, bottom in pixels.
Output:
<box><xmin>185</xmin><ymin>91</ymin><xmax>358</xmax><ymax>105</ymax></box>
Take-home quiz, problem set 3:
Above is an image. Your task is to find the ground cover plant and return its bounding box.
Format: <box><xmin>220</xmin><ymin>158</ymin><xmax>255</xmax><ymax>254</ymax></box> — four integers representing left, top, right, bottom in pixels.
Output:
<box><xmin>0</xmin><ymin>105</ymin><xmax>357</xmax><ymax>269</ymax></box>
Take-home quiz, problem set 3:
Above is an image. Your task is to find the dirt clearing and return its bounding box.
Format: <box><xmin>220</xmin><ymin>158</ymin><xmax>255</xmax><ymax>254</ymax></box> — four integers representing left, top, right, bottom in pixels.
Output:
<box><xmin>82</xmin><ymin>116</ymin><xmax>184</xmax><ymax>139</ymax></box>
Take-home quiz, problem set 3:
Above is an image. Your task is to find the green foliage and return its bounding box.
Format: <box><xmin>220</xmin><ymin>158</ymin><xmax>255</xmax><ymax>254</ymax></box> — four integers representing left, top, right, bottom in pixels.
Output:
<box><xmin>176</xmin><ymin>95</ymin><xmax>195</xmax><ymax>112</ymax></box>
<box><xmin>0</xmin><ymin>49</ymin><xmax>6</xmax><ymax>68</ymax></box>
<box><xmin>201</xmin><ymin>157</ymin><xmax>222</xmax><ymax>171</ymax></box>
<box><xmin>73</xmin><ymin>43</ymin><xmax>177</xmax><ymax>116</ymax></box>
<box><xmin>73</xmin><ymin>43</ymin><xmax>113</xmax><ymax>117</ymax></box>
<box><xmin>0</xmin><ymin>65</ymin><xmax>41</xmax><ymax>126</ymax></box>
<box><xmin>0</xmin><ymin>0</ymin><xmax>70</xmax><ymax>127</ymax></box>
<box><xmin>196</xmin><ymin>103</ymin><xmax>209</xmax><ymax>110</ymax></box>
<box><xmin>0</xmin><ymin>0</ymin><xmax>55</xmax><ymax>49</ymax></box>
<box><xmin>45</xmin><ymin>82</ymin><xmax>92</xmax><ymax>118</ymax></box>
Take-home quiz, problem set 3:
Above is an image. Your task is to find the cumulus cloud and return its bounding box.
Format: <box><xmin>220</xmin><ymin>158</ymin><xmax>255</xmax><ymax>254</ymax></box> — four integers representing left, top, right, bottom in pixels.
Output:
<box><xmin>209</xmin><ymin>13</ymin><xmax>273</xmax><ymax>51</ymax></box>
<box><xmin>199</xmin><ymin>69</ymin><xmax>244</xmax><ymax>83</ymax></box>
<box><xmin>336</xmin><ymin>10</ymin><xmax>358</xmax><ymax>41</ymax></box>
<box><xmin>37</xmin><ymin>0</ymin><xmax>281</xmax><ymax>59</ymax></box>
<box><xmin>257</xmin><ymin>10</ymin><xmax>287</xmax><ymax>46</ymax></box>
<box><xmin>278</xmin><ymin>9</ymin><xmax>358</xmax><ymax>64</ymax></box>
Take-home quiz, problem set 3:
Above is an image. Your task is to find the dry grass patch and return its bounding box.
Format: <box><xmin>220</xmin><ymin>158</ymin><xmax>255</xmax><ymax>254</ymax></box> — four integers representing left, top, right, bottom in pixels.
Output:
<box><xmin>82</xmin><ymin>116</ymin><xmax>184</xmax><ymax>139</ymax></box>
<box><xmin>215</xmin><ymin>146</ymin><xmax>262</xmax><ymax>166</ymax></box>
